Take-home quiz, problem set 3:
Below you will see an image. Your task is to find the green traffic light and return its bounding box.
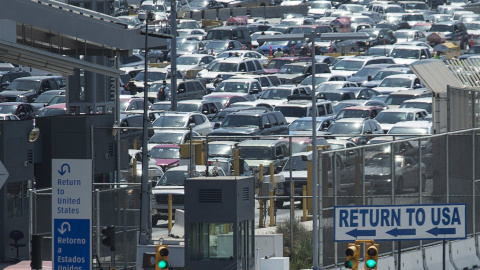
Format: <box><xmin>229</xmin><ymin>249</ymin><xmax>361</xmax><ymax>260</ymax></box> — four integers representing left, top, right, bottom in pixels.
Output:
<box><xmin>158</xmin><ymin>260</ymin><xmax>168</xmax><ymax>269</ymax></box>
<box><xmin>344</xmin><ymin>260</ymin><xmax>353</xmax><ymax>268</ymax></box>
<box><xmin>366</xmin><ymin>259</ymin><xmax>376</xmax><ymax>268</ymax></box>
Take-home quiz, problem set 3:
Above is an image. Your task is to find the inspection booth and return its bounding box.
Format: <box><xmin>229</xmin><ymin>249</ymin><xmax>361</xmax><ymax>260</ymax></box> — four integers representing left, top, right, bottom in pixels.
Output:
<box><xmin>184</xmin><ymin>176</ymin><xmax>255</xmax><ymax>270</ymax></box>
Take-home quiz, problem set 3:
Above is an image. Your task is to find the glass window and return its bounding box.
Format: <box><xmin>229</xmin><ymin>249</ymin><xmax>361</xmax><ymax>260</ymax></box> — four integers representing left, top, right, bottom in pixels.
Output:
<box><xmin>188</xmin><ymin>223</ymin><xmax>234</xmax><ymax>260</ymax></box>
<box><xmin>7</xmin><ymin>181</ymin><xmax>29</xmax><ymax>218</ymax></box>
<box><xmin>246</xmin><ymin>61</ymin><xmax>256</xmax><ymax>71</ymax></box>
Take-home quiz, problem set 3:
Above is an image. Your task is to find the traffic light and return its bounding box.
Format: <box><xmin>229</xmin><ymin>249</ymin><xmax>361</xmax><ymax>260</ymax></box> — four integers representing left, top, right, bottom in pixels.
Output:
<box><xmin>365</xmin><ymin>242</ymin><xmax>379</xmax><ymax>269</ymax></box>
<box><xmin>344</xmin><ymin>243</ymin><xmax>360</xmax><ymax>270</ymax></box>
<box><xmin>101</xmin><ymin>225</ymin><xmax>115</xmax><ymax>251</ymax></box>
<box><xmin>155</xmin><ymin>245</ymin><xmax>169</xmax><ymax>270</ymax></box>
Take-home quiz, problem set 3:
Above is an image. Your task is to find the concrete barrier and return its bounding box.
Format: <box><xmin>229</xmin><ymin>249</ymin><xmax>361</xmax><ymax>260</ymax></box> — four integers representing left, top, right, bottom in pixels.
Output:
<box><xmin>378</xmin><ymin>255</ymin><xmax>395</xmax><ymax>270</ymax></box>
<box><xmin>232</xmin><ymin>7</ymin><xmax>247</xmax><ymax>16</ymax></box>
<box><xmin>204</xmin><ymin>9</ymin><xmax>217</xmax><ymax>20</ymax></box>
<box><xmin>450</xmin><ymin>237</ymin><xmax>480</xmax><ymax>269</ymax></box>
<box><xmin>250</xmin><ymin>6</ymin><xmax>266</xmax><ymax>18</ymax></box>
<box><xmin>264</xmin><ymin>5</ymin><xmax>308</xmax><ymax>17</ymax></box>
<box><xmin>425</xmin><ymin>244</ymin><xmax>455</xmax><ymax>270</ymax></box>
<box><xmin>191</xmin><ymin>10</ymin><xmax>202</xmax><ymax>21</ymax></box>
<box><xmin>218</xmin><ymin>8</ymin><xmax>231</xmax><ymax>21</ymax></box>
<box><xmin>399</xmin><ymin>250</ymin><xmax>423</xmax><ymax>270</ymax></box>
<box><xmin>170</xmin><ymin>209</ymin><xmax>185</xmax><ymax>238</ymax></box>
<box><xmin>264</xmin><ymin>6</ymin><xmax>282</xmax><ymax>18</ymax></box>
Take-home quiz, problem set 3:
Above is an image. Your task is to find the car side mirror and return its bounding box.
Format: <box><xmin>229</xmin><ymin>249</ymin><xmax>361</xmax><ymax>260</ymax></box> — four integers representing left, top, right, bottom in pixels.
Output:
<box><xmin>367</xmin><ymin>75</ymin><xmax>372</xmax><ymax>81</ymax></box>
<box><xmin>365</xmin><ymin>130</ymin><xmax>372</xmax><ymax>134</ymax></box>
<box><xmin>214</xmin><ymin>122</ymin><xmax>221</xmax><ymax>128</ymax></box>
<box><xmin>263</xmin><ymin>123</ymin><xmax>272</xmax><ymax>129</ymax></box>
<box><xmin>378</xmin><ymin>35</ymin><xmax>384</xmax><ymax>39</ymax></box>
<box><xmin>202</xmin><ymin>110</ymin><xmax>209</xmax><ymax>114</ymax></box>
<box><xmin>250</xmin><ymin>89</ymin><xmax>259</xmax><ymax>94</ymax></box>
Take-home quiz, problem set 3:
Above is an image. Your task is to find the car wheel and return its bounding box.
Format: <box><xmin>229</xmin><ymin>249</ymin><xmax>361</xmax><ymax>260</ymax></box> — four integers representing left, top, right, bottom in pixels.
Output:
<box><xmin>275</xmin><ymin>200</ymin><xmax>284</xmax><ymax>208</ymax></box>
<box><xmin>152</xmin><ymin>216</ymin><xmax>159</xmax><ymax>227</ymax></box>
<box><xmin>396</xmin><ymin>177</ymin><xmax>404</xmax><ymax>194</ymax></box>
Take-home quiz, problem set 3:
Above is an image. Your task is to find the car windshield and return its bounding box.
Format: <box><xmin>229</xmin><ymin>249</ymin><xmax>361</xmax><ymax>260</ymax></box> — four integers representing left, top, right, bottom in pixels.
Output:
<box><xmin>151</xmin><ymin>103</ymin><xmax>172</xmax><ymax>111</ymax></box>
<box><xmin>157</xmin><ymin>171</ymin><xmax>189</xmax><ymax>186</ymax></box>
<box><xmin>301</xmin><ymin>75</ymin><xmax>330</xmax><ymax>86</ymax></box>
<box><xmin>177</xmin><ymin>43</ymin><xmax>198</xmax><ymax>51</ymax></box>
<box><xmin>375</xmin><ymin>112</ymin><xmax>414</xmax><ymax>123</ymax></box>
<box><xmin>239</xmin><ymin>146</ymin><xmax>274</xmax><ymax>160</ymax></box>
<box><xmin>266</xmin><ymin>59</ymin><xmax>291</xmax><ymax>69</ymax></box>
<box><xmin>289</xmin><ymin>120</ymin><xmax>321</xmax><ymax>131</ymax></box>
<box><xmin>385</xmin><ymin>6</ymin><xmax>403</xmax><ymax>13</ymax></box>
<box><xmin>327</xmin><ymin>121</ymin><xmax>363</xmax><ymax>134</ymax></box>
<box><xmin>177</xmin><ymin>103</ymin><xmax>201</xmax><ymax>112</ymax></box>
<box><xmin>336</xmin><ymin>109</ymin><xmax>370</xmax><ymax>119</ymax></box>
<box><xmin>385</xmin><ymin>94</ymin><xmax>419</xmax><ymax>105</ymax></box>
<box><xmin>153</xmin><ymin>115</ymin><xmax>187</xmax><ymax>127</ymax></box>
<box><xmin>264</xmin><ymin>40</ymin><xmax>289</xmax><ymax>46</ymax></box>
<box><xmin>278</xmin><ymin>65</ymin><xmax>305</xmax><ymax>74</ymax></box>
<box><xmin>211</xmin><ymin>110</ymin><xmax>231</xmax><ymax>122</ymax></box>
<box><xmin>388</xmin><ymin>126</ymin><xmax>429</xmax><ymax>134</ymax></box>
<box><xmin>373</xmin><ymin>70</ymin><xmax>402</xmax><ymax>80</ymax></box>
<box><xmin>177</xmin><ymin>56</ymin><xmax>201</xmax><ymax>65</ymax></box>
<box><xmin>215</xmin><ymin>81</ymin><xmax>249</xmax><ymax>93</ymax></box>
<box><xmin>390</xmin><ymin>49</ymin><xmax>420</xmax><ymax>59</ymax></box>
<box><xmin>412</xmin><ymin>24</ymin><xmax>431</xmax><ymax>31</ymax></box>
<box><xmin>221</xmin><ymin>115</ymin><xmax>260</xmax><ymax>128</ymax></box>
<box><xmin>260</xmin><ymin>88</ymin><xmax>291</xmax><ymax>99</ymax></box>
<box><xmin>206</xmin><ymin>42</ymin><xmax>228</xmax><ymax>50</ymax></box>
<box><xmin>353</xmin><ymin>67</ymin><xmax>382</xmax><ymax>77</ymax></box>
<box><xmin>316</xmin><ymin>83</ymin><xmax>343</xmax><ymax>92</ymax></box>
<box><xmin>275</xmin><ymin>106</ymin><xmax>307</xmax><ymax>117</ymax></box>
<box><xmin>211</xmin><ymin>62</ymin><xmax>238</xmax><ymax>72</ymax></box>
<box><xmin>283</xmin><ymin>156</ymin><xmax>308</xmax><ymax>171</ymax></box>
<box><xmin>465</xmin><ymin>23</ymin><xmax>480</xmax><ymax>31</ymax></box>
<box><xmin>394</xmin><ymin>31</ymin><xmax>415</xmax><ymax>38</ymax></box>
<box><xmin>429</xmin><ymin>24</ymin><xmax>452</xmax><ymax>32</ymax></box>
<box><xmin>37</xmin><ymin>107</ymin><xmax>66</xmax><ymax>117</ymax></box>
<box><xmin>318</xmin><ymin>92</ymin><xmax>345</xmax><ymax>101</ymax></box>
<box><xmin>290</xmin><ymin>28</ymin><xmax>314</xmax><ymax>34</ymax></box>
<box><xmin>402</xmin><ymin>14</ymin><xmax>424</xmax><ymax>21</ymax></box>
<box><xmin>399</xmin><ymin>102</ymin><xmax>431</xmax><ymax>113</ymax></box>
<box><xmin>149</xmin><ymin>147</ymin><xmax>180</xmax><ymax>159</ymax></box>
<box><xmin>366</xmin><ymin>47</ymin><xmax>393</xmax><ymax>56</ymax></box>
<box><xmin>149</xmin><ymin>133</ymin><xmax>184</xmax><ymax>144</ymax></box>
<box><xmin>34</xmin><ymin>93</ymin><xmax>59</xmax><ymax>103</ymax></box>
<box><xmin>5</xmin><ymin>80</ymin><xmax>40</xmax><ymax>91</ymax></box>
<box><xmin>189</xmin><ymin>1</ymin><xmax>208</xmax><ymax>8</ymax></box>
<box><xmin>311</xmin><ymin>2</ymin><xmax>331</xmax><ymax>8</ymax></box>
<box><xmin>378</xmin><ymin>78</ymin><xmax>412</xmax><ymax>88</ymax></box>
<box><xmin>208</xmin><ymin>144</ymin><xmax>234</xmax><ymax>157</ymax></box>
<box><xmin>134</xmin><ymin>71</ymin><xmax>167</xmax><ymax>82</ymax></box>
<box><xmin>365</xmin><ymin>155</ymin><xmax>401</xmax><ymax>167</ymax></box>
<box><xmin>204</xmin><ymin>96</ymin><xmax>229</xmax><ymax>107</ymax></box>
<box><xmin>332</xmin><ymin>60</ymin><xmax>364</xmax><ymax>71</ymax></box>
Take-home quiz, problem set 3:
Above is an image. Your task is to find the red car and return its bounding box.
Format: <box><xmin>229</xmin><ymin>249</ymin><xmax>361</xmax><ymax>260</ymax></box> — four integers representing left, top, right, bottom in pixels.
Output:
<box><xmin>148</xmin><ymin>144</ymin><xmax>180</xmax><ymax>171</ymax></box>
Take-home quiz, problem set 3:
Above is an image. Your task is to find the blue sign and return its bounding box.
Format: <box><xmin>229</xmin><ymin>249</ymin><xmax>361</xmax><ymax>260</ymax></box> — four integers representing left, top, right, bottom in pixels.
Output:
<box><xmin>52</xmin><ymin>159</ymin><xmax>92</xmax><ymax>269</ymax></box>
<box><xmin>334</xmin><ymin>204</ymin><xmax>467</xmax><ymax>242</ymax></box>
<box><xmin>54</xmin><ymin>219</ymin><xmax>90</xmax><ymax>269</ymax></box>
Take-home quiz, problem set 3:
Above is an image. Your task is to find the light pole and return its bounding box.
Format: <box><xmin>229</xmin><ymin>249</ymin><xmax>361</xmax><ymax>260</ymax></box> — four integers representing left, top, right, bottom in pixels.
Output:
<box><xmin>137</xmin><ymin>11</ymin><xmax>152</xmax><ymax>246</ymax></box>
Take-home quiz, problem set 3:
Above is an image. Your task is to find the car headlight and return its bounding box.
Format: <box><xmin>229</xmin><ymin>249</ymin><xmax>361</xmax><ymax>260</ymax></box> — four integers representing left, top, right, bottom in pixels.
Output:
<box><xmin>365</xmin><ymin>41</ymin><xmax>370</xmax><ymax>46</ymax></box>
<box><xmin>16</xmin><ymin>96</ymin><xmax>27</xmax><ymax>102</ymax></box>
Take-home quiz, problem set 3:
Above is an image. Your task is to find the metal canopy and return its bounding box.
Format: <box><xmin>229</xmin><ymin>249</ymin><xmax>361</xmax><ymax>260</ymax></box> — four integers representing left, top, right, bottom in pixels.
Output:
<box><xmin>0</xmin><ymin>40</ymin><xmax>122</xmax><ymax>77</ymax></box>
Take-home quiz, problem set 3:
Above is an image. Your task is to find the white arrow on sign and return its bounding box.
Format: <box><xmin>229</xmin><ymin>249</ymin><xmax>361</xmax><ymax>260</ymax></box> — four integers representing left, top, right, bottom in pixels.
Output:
<box><xmin>0</xmin><ymin>161</ymin><xmax>9</xmax><ymax>189</ymax></box>
<box><xmin>58</xmin><ymin>222</ymin><xmax>71</xmax><ymax>235</ymax></box>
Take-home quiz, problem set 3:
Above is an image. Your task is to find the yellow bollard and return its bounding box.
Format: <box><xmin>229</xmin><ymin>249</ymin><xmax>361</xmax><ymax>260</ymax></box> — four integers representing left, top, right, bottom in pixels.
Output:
<box><xmin>302</xmin><ymin>185</ymin><xmax>307</xmax><ymax>222</ymax></box>
<box><xmin>132</xmin><ymin>157</ymin><xmax>137</xmax><ymax>181</ymax></box>
<box><xmin>269</xmin><ymin>163</ymin><xmax>275</xmax><ymax>227</ymax></box>
<box><xmin>259</xmin><ymin>164</ymin><xmax>264</xmax><ymax>228</ymax></box>
<box><xmin>270</xmin><ymin>190</ymin><xmax>274</xmax><ymax>227</ymax></box>
<box><xmin>234</xmin><ymin>149</ymin><xmax>240</xmax><ymax>176</ymax></box>
<box><xmin>168</xmin><ymin>194</ymin><xmax>173</xmax><ymax>233</ymax></box>
<box><xmin>133</xmin><ymin>139</ymin><xmax>137</xmax><ymax>150</ymax></box>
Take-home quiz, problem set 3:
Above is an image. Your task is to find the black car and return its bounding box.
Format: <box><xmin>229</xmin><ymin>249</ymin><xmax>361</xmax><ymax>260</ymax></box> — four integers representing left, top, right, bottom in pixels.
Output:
<box><xmin>0</xmin><ymin>102</ymin><xmax>38</xmax><ymax>120</ymax></box>
<box><xmin>356</xmin><ymin>28</ymin><xmax>397</xmax><ymax>50</ymax></box>
<box><xmin>427</xmin><ymin>22</ymin><xmax>470</xmax><ymax>49</ymax></box>
<box><xmin>0</xmin><ymin>76</ymin><xmax>63</xmax><ymax>103</ymax></box>
<box><xmin>210</xmin><ymin>109</ymin><xmax>288</xmax><ymax>137</ymax></box>
<box><xmin>0</xmin><ymin>71</ymin><xmax>31</xmax><ymax>91</ymax></box>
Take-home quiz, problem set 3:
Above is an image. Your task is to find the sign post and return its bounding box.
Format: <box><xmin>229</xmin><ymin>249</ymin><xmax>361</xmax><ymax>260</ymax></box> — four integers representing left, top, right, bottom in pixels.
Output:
<box><xmin>52</xmin><ymin>159</ymin><xmax>92</xmax><ymax>270</ymax></box>
<box><xmin>334</xmin><ymin>204</ymin><xmax>467</xmax><ymax>242</ymax></box>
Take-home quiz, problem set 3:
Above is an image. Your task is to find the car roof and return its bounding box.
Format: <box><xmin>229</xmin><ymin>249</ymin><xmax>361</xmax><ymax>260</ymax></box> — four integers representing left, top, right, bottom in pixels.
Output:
<box><xmin>342</xmin><ymin>105</ymin><xmax>382</xmax><ymax>110</ymax></box>
<box><xmin>237</xmin><ymin>139</ymin><xmax>286</xmax><ymax>147</ymax></box>
<box><xmin>380</xmin><ymin>108</ymin><xmax>427</xmax><ymax>112</ymax></box>
<box><xmin>335</xmin><ymin>117</ymin><xmax>371</xmax><ymax>123</ymax></box>
<box><xmin>383</xmin><ymin>74</ymin><xmax>417</xmax><ymax>79</ymax></box>
<box><xmin>222</xmin><ymin>78</ymin><xmax>257</xmax><ymax>83</ymax></box>
<box><xmin>152</xmin><ymin>144</ymin><xmax>180</xmax><ymax>148</ymax></box>
<box><xmin>390</xmin><ymin>120</ymin><xmax>432</xmax><ymax>128</ymax></box>
<box><xmin>402</xmin><ymin>97</ymin><xmax>432</xmax><ymax>103</ymax></box>
<box><xmin>389</xmin><ymin>89</ymin><xmax>429</xmax><ymax>95</ymax></box>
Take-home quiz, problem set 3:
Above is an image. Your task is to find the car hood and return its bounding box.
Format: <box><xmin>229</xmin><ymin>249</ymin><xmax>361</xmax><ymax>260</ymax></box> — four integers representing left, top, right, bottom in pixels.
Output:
<box><xmin>285</xmin><ymin>117</ymin><xmax>298</xmax><ymax>124</ymax></box>
<box><xmin>372</xmin><ymin>87</ymin><xmax>410</xmax><ymax>94</ymax></box>
<box><xmin>211</xmin><ymin>127</ymin><xmax>260</xmax><ymax>135</ymax></box>
<box><xmin>331</xmin><ymin>70</ymin><xmax>356</xmax><ymax>77</ymax></box>
<box><xmin>365</xmin><ymin>165</ymin><xmax>391</xmax><ymax>176</ymax></box>
<box><xmin>263</xmin><ymin>68</ymin><xmax>281</xmax><ymax>74</ymax></box>
<box><xmin>392</xmin><ymin>58</ymin><xmax>419</xmax><ymax>65</ymax></box>
<box><xmin>1</xmin><ymin>90</ymin><xmax>34</xmax><ymax>96</ymax></box>
<box><xmin>379</xmin><ymin>123</ymin><xmax>395</xmax><ymax>132</ymax></box>
<box><xmin>151</xmin><ymin>186</ymin><xmax>184</xmax><ymax>195</ymax></box>
<box><xmin>349</xmin><ymin>76</ymin><xmax>368</xmax><ymax>84</ymax></box>
<box><xmin>308</xmin><ymin>8</ymin><xmax>329</xmax><ymax>14</ymax></box>
<box><xmin>276</xmin><ymin>73</ymin><xmax>304</xmax><ymax>79</ymax></box>
<box><xmin>280</xmin><ymin>170</ymin><xmax>307</xmax><ymax>178</ymax></box>
<box><xmin>153</xmin><ymin>158</ymin><xmax>179</xmax><ymax>167</ymax></box>
<box><xmin>362</xmin><ymin>80</ymin><xmax>381</xmax><ymax>87</ymax></box>
<box><xmin>255</xmin><ymin>99</ymin><xmax>287</xmax><ymax>107</ymax></box>
<box><xmin>245</xmin><ymin>159</ymin><xmax>276</xmax><ymax>168</ymax></box>
<box><xmin>467</xmin><ymin>30</ymin><xmax>480</xmax><ymax>35</ymax></box>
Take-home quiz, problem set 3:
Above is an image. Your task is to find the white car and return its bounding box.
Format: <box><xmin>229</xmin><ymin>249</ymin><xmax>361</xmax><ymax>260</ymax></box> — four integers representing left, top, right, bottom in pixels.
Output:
<box><xmin>207</xmin><ymin>78</ymin><xmax>263</xmax><ymax>101</ymax></box>
<box><xmin>373</xmin><ymin>74</ymin><xmax>423</xmax><ymax>95</ymax></box>
<box><xmin>374</xmin><ymin>108</ymin><xmax>428</xmax><ymax>133</ymax></box>
<box><xmin>389</xmin><ymin>46</ymin><xmax>432</xmax><ymax>65</ymax></box>
<box><xmin>148</xmin><ymin>129</ymin><xmax>200</xmax><ymax>150</ymax></box>
<box><xmin>308</xmin><ymin>1</ymin><xmax>332</xmax><ymax>19</ymax></box>
<box><xmin>216</xmin><ymin>50</ymin><xmax>270</xmax><ymax>66</ymax></box>
<box><xmin>152</xmin><ymin>112</ymin><xmax>213</xmax><ymax>135</ymax></box>
<box><xmin>165</xmin><ymin>54</ymin><xmax>215</xmax><ymax>77</ymax></box>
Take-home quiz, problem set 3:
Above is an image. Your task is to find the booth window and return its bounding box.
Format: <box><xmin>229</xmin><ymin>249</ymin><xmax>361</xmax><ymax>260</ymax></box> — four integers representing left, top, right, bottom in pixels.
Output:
<box><xmin>7</xmin><ymin>181</ymin><xmax>29</xmax><ymax>218</ymax></box>
<box><xmin>188</xmin><ymin>222</ymin><xmax>234</xmax><ymax>260</ymax></box>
